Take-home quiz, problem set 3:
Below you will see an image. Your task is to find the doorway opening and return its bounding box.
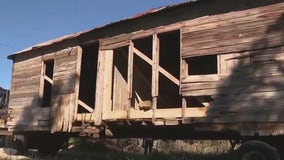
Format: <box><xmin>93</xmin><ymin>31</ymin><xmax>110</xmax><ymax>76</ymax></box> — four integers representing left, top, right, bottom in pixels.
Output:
<box><xmin>78</xmin><ymin>44</ymin><xmax>98</xmax><ymax>113</ymax></box>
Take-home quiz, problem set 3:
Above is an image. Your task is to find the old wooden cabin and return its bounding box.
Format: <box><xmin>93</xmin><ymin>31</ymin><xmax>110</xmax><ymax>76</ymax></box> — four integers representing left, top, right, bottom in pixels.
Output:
<box><xmin>7</xmin><ymin>0</ymin><xmax>284</xmax><ymax>144</ymax></box>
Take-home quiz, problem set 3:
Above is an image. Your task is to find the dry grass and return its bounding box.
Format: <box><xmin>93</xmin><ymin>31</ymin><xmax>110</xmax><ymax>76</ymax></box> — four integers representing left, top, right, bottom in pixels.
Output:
<box><xmin>0</xmin><ymin>138</ymin><xmax>234</xmax><ymax>159</ymax></box>
<box><xmin>54</xmin><ymin>138</ymin><xmax>233</xmax><ymax>160</ymax></box>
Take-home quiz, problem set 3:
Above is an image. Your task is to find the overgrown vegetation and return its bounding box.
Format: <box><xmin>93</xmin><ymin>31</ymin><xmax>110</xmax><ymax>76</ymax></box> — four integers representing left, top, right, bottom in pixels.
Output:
<box><xmin>54</xmin><ymin>138</ymin><xmax>233</xmax><ymax>160</ymax></box>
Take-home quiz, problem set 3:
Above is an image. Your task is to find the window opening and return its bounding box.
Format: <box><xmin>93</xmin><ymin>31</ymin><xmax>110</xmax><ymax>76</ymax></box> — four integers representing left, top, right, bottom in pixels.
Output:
<box><xmin>41</xmin><ymin>60</ymin><xmax>54</xmax><ymax>107</ymax></box>
<box><xmin>132</xmin><ymin>36</ymin><xmax>152</xmax><ymax>110</ymax></box>
<box><xmin>157</xmin><ymin>31</ymin><xmax>181</xmax><ymax>108</ymax></box>
<box><xmin>78</xmin><ymin>44</ymin><xmax>98</xmax><ymax>113</ymax></box>
<box><xmin>112</xmin><ymin>46</ymin><xmax>129</xmax><ymax>111</ymax></box>
<box><xmin>186</xmin><ymin>55</ymin><xmax>218</xmax><ymax>75</ymax></box>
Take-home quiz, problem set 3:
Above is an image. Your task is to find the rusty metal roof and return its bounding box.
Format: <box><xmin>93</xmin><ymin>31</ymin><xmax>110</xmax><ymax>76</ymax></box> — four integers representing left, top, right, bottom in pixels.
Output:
<box><xmin>8</xmin><ymin>1</ymin><xmax>197</xmax><ymax>59</ymax></box>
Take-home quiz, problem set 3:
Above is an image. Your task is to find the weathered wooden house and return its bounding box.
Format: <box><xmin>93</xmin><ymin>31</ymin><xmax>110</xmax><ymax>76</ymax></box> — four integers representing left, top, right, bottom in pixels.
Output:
<box><xmin>6</xmin><ymin>0</ymin><xmax>284</xmax><ymax>158</ymax></box>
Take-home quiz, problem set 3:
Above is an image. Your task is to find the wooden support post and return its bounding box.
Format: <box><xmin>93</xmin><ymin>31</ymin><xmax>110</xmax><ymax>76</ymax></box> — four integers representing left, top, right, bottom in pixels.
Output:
<box><xmin>152</xmin><ymin>34</ymin><xmax>159</xmax><ymax>123</ymax></box>
<box><xmin>74</xmin><ymin>47</ymin><xmax>82</xmax><ymax>122</ymax></box>
<box><xmin>94</xmin><ymin>49</ymin><xmax>113</xmax><ymax>124</ymax></box>
<box><xmin>180</xmin><ymin>59</ymin><xmax>188</xmax><ymax>94</ymax></box>
<box><xmin>127</xmin><ymin>41</ymin><xmax>134</xmax><ymax>121</ymax></box>
<box><xmin>38</xmin><ymin>60</ymin><xmax>45</xmax><ymax>105</ymax></box>
<box><xmin>182</xmin><ymin>98</ymin><xmax>187</xmax><ymax>123</ymax></box>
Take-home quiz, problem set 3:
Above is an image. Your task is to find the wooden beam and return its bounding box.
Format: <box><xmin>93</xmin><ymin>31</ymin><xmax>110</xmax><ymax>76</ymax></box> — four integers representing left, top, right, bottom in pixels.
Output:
<box><xmin>44</xmin><ymin>75</ymin><xmax>53</xmax><ymax>85</ymax></box>
<box><xmin>127</xmin><ymin>41</ymin><xmax>134</xmax><ymax>120</ymax></box>
<box><xmin>101</xmin><ymin>50</ymin><xmax>114</xmax><ymax>120</ymax></box>
<box><xmin>152</xmin><ymin>34</ymin><xmax>159</xmax><ymax>122</ymax></box>
<box><xmin>74</xmin><ymin>46</ymin><xmax>82</xmax><ymax>121</ymax></box>
<box><xmin>38</xmin><ymin>61</ymin><xmax>45</xmax><ymax>104</ymax></box>
<box><xmin>78</xmin><ymin>100</ymin><xmax>94</xmax><ymax>113</ymax></box>
<box><xmin>182</xmin><ymin>98</ymin><xmax>186</xmax><ymax>121</ymax></box>
<box><xmin>133</xmin><ymin>47</ymin><xmax>152</xmax><ymax>65</ymax></box>
<box><xmin>159</xmin><ymin>65</ymin><xmax>179</xmax><ymax>86</ymax></box>
<box><xmin>71</xmin><ymin>46</ymin><xmax>83</xmax><ymax>132</ymax></box>
<box><xmin>133</xmin><ymin>47</ymin><xmax>180</xmax><ymax>86</ymax></box>
<box><xmin>152</xmin><ymin>34</ymin><xmax>159</xmax><ymax>97</ymax></box>
<box><xmin>105</xmin><ymin>108</ymin><xmax>207</xmax><ymax>120</ymax></box>
<box><xmin>94</xmin><ymin>50</ymin><xmax>108</xmax><ymax>124</ymax></box>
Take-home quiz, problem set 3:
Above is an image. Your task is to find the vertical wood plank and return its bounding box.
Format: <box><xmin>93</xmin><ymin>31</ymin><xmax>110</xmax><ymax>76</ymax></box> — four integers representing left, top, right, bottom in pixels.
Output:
<box><xmin>73</xmin><ymin>46</ymin><xmax>82</xmax><ymax>128</ymax></box>
<box><xmin>101</xmin><ymin>50</ymin><xmax>114</xmax><ymax>120</ymax></box>
<box><xmin>94</xmin><ymin>49</ymin><xmax>105</xmax><ymax>125</ymax></box>
<box><xmin>127</xmin><ymin>41</ymin><xmax>134</xmax><ymax>120</ymax></box>
<box><xmin>217</xmin><ymin>55</ymin><xmax>221</xmax><ymax>74</ymax></box>
<box><xmin>152</xmin><ymin>34</ymin><xmax>159</xmax><ymax>121</ymax></box>
<box><xmin>180</xmin><ymin>59</ymin><xmax>188</xmax><ymax>94</ymax></box>
<box><xmin>182</xmin><ymin>98</ymin><xmax>187</xmax><ymax>123</ymax></box>
<box><xmin>38</xmin><ymin>60</ymin><xmax>45</xmax><ymax>106</ymax></box>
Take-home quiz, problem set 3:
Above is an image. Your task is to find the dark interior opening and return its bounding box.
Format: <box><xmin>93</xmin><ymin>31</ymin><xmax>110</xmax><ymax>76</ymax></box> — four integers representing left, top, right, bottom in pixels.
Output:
<box><xmin>78</xmin><ymin>44</ymin><xmax>99</xmax><ymax>113</ymax></box>
<box><xmin>186</xmin><ymin>55</ymin><xmax>218</xmax><ymax>75</ymax></box>
<box><xmin>41</xmin><ymin>60</ymin><xmax>54</xmax><ymax>107</ymax></box>
<box><xmin>112</xmin><ymin>46</ymin><xmax>129</xmax><ymax>111</ymax></box>
<box><xmin>184</xmin><ymin>96</ymin><xmax>214</xmax><ymax>108</ymax></box>
<box><xmin>132</xmin><ymin>36</ymin><xmax>152</xmax><ymax>110</ymax></box>
<box><xmin>157</xmin><ymin>31</ymin><xmax>181</xmax><ymax>108</ymax></box>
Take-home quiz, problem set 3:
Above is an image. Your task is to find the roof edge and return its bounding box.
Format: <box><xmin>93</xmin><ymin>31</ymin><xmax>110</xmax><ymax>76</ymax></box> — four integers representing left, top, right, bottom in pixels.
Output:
<box><xmin>7</xmin><ymin>1</ymin><xmax>195</xmax><ymax>59</ymax></box>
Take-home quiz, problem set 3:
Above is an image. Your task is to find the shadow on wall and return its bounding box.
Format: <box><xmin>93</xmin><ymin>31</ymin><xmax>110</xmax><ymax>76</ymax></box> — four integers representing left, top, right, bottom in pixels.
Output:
<box><xmin>207</xmin><ymin>12</ymin><xmax>284</xmax><ymax>131</ymax></box>
<box><xmin>12</xmin><ymin>72</ymin><xmax>78</xmax><ymax>132</ymax></box>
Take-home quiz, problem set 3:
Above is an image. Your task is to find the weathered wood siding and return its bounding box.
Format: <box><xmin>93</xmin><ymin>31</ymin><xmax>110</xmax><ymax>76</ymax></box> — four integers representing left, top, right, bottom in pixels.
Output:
<box><xmin>181</xmin><ymin>2</ymin><xmax>284</xmax><ymax>124</ymax></box>
<box><xmin>181</xmin><ymin>2</ymin><xmax>284</xmax><ymax>57</ymax></box>
<box><xmin>8</xmin><ymin>46</ymin><xmax>82</xmax><ymax>132</ymax></box>
<box><xmin>50</xmin><ymin>47</ymin><xmax>82</xmax><ymax>133</ymax></box>
<box><xmin>8</xmin><ymin>55</ymin><xmax>49</xmax><ymax>130</ymax></box>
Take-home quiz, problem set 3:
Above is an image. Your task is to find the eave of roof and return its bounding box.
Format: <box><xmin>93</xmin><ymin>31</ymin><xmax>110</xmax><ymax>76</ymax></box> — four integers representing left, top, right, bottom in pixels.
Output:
<box><xmin>7</xmin><ymin>0</ymin><xmax>198</xmax><ymax>60</ymax></box>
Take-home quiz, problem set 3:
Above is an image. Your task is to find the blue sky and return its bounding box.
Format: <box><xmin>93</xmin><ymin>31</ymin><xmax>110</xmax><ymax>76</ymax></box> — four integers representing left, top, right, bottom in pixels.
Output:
<box><xmin>0</xmin><ymin>0</ymin><xmax>184</xmax><ymax>89</ymax></box>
